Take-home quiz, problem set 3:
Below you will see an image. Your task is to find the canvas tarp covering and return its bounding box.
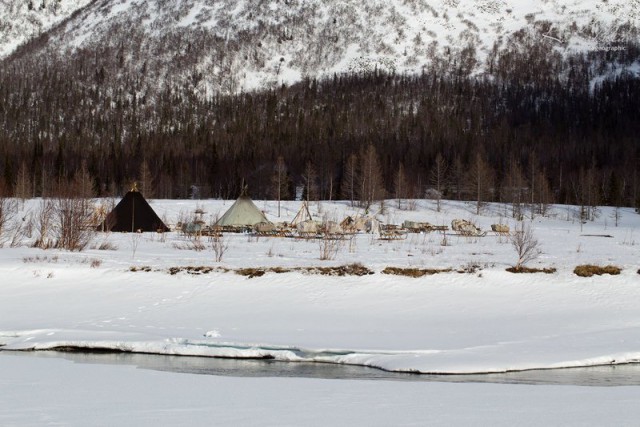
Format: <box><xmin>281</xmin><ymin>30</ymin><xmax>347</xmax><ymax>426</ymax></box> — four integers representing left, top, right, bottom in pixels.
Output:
<box><xmin>215</xmin><ymin>196</ymin><xmax>270</xmax><ymax>227</ymax></box>
<box><xmin>98</xmin><ymin>191</ymin><xmax>169</xmax><ymax>232</ymax></box>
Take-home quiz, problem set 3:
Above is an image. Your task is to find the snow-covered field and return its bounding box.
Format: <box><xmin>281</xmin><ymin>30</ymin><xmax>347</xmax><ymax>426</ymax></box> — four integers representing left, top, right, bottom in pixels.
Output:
<box><xmin>1</xmin><ymin>198</ymin><xmax>639</xmax><ymax>375</ymax></box>
<box><xmin>2</xmin><ymin>198</ymin><xmax>640</xmax><ymax>425</ymax></box>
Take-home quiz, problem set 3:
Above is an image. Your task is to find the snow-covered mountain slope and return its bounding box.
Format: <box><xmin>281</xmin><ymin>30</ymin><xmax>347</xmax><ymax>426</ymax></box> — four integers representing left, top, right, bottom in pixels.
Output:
<box><xmin>3</xmin><ymin>0</ymin><xmax>639</xmax><ymax>93</ymax></box>
<box><xmin>0</xmin><ymin>0</ymin><xmax>92</xmax><ymax>58</ymax></box>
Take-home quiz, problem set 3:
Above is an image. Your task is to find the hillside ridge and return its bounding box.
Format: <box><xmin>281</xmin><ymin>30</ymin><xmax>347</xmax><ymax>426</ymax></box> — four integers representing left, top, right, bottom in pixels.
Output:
<box><xmin>2</xmin><ymin>0</ymin><xmax>638</xmax><ymax>93</ymax></box>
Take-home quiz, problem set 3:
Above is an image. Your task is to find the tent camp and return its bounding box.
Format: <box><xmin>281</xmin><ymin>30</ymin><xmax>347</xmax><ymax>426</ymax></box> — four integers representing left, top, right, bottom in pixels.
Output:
<box><xmin>215</xmin><ymin>194</ymin><xmax>270</xmax><ymax>227</ymax></box>
<box><xmin>98</xmin><ymin>190</ymin><xmax>169</xmax><ymax>232</ymax></box>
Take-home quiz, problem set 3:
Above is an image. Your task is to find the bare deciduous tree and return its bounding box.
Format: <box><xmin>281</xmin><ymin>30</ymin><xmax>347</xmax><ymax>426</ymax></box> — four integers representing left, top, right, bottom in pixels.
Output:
<box><xmin>212</xmin><ymin>234</ymin><xmax>229</xmax><ymax>262</ymax></box>
<box><xmin>451</xmin><ymin>155</ymin><xmax>465</xmax><ymax>201</ymax></box>
<box><xmin>40</xmin><ymin>160</ymin><xmax>52</xmax><ymax>198</ymax></box>
<box><xmin>430</xmin><ymin>153</ymin><xmax>448</xmax><ymax>212</ymax></box>
<box><xmin>533</xmin><ymin>169</ymin><xmax>553</xmax><ymax>217</ymax></box>
<box><xmin>606</xmin><ymin>171</ymin><xmax>624</xmax><ymax>227</ymax></box>
<box><xmin>572</xmin><ymin>163</ymin><xmax>600</xmax><ymax>223</ymax></box>
<box><xmin>95</xmin><ymin>198</ymin><xmax>116</xmax><ymax>233</ymax></box>
<box><xmin>302</xmin><ymin>161</ymin><xmax>319</xmax><ymax>203</ymax></box>
<box><xmin>510</xmin><ymin>222</ymin><xmax>541</xmax><ymax>269</ymax></box>
<box><xmin>319</xmin><ymin>235</ymin><xmax>343</xmax><ymax>261</ymax></box>
<box><xmin>503</xmin><ymin>158</ymin><xmax>527</xmax><ymax>220</ymax></box>
<box><xmin>139</xmin><ymin>159</ymin><xmax>155</xmax><ymax>199</ymax></box>
<box><xmin>14</xmin><ymin>161</ymin><xmax>32</xmax><ymax>204</ymax></box>
<box><xmin>7</xmin><ymin>211</ymin><xmax>32</xmax><ymax>248</ymax></box>
<box><xmin>468</xmin><ymin>151</ymin><xmax>494</xmax><ymax>215</ymax></box>
<box><xmin>34</xmin><ymin>198</ymin><xmax>55</xmax><ymax>249</ymax></box>
<box><xmin>393</xmin><ymin>162</ymin><xmax>408</xmax><ymax>209</ymax></box>
<box><xmin>610</xmin><ymin>207</ymin><xmax>622</xmax><ymax>227</ymax></box>
<box><xmin>0</xmin><ymin>195</ymin><xmax>18</xmax><ymax>247</ymax></box>
<box><xmin>528</xmin><ymin>153</ymin><xmax>537</xmax><ymax>219</ymax></box>
<box><xmin>360</xmin><ymin>145</ymin><xmax>385</xmax><ymax>211</ymax></box>
<box><xmin>341</xmin><ymin>153</ymin><xmax>359</xmax><ymax>207</ymax></box>
<box><xmin>130</xmin><ymin>232</ymin><xmax>141</xmax><ymax>259</ymax></box>
<box><xmin>74</xmin><ymin>161</ymin><xmax>96</xmax><ymax>199</ymax></box>
<box><xmin>53</xmin><ymin>174</ymin><xmax>95</xmax><ymax>251</ymax></box>
<box><xmin>270</xmin><ymin>156</ymin><xmax>289</xmax><ymax>217</ymax></box>
<box><xmin>53</xmin><ymin>196</ymin><xmax>94</xmax><ymax>251</ymax></box>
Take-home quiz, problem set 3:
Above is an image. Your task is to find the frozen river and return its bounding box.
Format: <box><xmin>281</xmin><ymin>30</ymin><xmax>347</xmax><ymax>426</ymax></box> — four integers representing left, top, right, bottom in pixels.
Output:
<box><xmin>7</xmin><ymin>350</ymin><xmax>640</xmax><ymax>387</ymax></box>
<box><xmin>3</xmin><ymin>351</ymin><xmax>640</xmax><ymax>426</ymax></box>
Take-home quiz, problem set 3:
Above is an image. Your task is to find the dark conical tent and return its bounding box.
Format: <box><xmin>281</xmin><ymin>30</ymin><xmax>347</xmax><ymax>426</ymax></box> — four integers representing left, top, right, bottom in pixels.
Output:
<box><xmin>98</xmin><ymin>190</ymin><xmax>169</xmax><ymax>232</ymax></box>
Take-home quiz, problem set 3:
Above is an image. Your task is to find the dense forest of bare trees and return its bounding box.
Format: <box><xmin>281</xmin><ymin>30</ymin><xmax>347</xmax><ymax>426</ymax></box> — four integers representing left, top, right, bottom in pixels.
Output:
<box><xmin>0</xmin><ymin>36</ymin><xmax>639</xmax><ymax>214</ymax></box>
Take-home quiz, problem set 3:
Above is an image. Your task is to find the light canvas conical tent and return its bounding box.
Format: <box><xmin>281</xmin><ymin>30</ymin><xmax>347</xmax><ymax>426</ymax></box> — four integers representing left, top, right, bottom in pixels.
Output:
<box><xmin>215</xmin><ymin>194</ymin><xmax>270</xmax><ymax>227</ymax></box>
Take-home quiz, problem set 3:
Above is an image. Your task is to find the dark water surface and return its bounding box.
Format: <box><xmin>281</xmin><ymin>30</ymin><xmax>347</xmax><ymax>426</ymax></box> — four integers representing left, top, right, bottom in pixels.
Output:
<box><xmin>4</xmin><ymin>350</ymin><xmax>640</xmax><ymax>387</ymax></box>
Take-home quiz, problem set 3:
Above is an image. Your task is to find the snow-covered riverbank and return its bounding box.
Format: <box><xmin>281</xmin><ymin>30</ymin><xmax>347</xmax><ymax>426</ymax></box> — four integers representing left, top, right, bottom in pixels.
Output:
<box><xmin>1</xmin><ymin>199</ymin><xmax>639</xmax><ymax>374</ymax></box>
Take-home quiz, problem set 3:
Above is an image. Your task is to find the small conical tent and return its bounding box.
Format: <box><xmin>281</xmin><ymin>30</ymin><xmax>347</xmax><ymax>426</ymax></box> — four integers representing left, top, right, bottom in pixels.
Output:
<box><xmin>215</xmin><ymin>194</ymin><xmax>270</xmax><ymax>227</ymax></box>
<box><xmin>98</xmin><ymin>189</ymin><xmax>169</xmax><ymax>232</ymax></box>
<box><xmin>291</xmin><ymin>200</ymin><xmax>313</xmax><ymax>226</ymax></box>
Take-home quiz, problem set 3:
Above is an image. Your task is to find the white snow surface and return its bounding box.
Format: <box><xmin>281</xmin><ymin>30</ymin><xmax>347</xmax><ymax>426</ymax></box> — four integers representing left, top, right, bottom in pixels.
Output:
<box><xmin>3</xmin><ymin>353</ymin><xmax>640</xmax><ymax>426</ymax></box>
<box><xmin>1</xmin><ymin>198</ymin><xmax>640</xmax><ymax>374</ymax></box>
<box><xmin>4</xmin><ymin>354</ymin><xmax>640</xmax><ymax>427</ymax></box>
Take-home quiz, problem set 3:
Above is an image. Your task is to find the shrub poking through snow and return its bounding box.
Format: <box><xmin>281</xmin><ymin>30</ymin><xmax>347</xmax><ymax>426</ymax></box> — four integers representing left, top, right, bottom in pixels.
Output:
<box><xmin>457</xmin><ymin>263</ymin><xmax>483</xmax><ymax>274</ymax></box>
<box><xmin>130</xmin><ymin>266</ymin><xmax>152</xmax><ymax>272</ymax></box>
<box><xmin>168</xmin><ymin>266</ymin><xmax>229</xmax><ymax>275</ymax></box>
<box><xmin>303</xmin><ymin>263</ymin><xmax>373</xmax><ymax>276</ymax></box>
<box><xmin>318</xmin><ymin>235</ymin><xmax>343</xmax><ymax>261</ymax></box>
<box><xmin>382</xmin><ymin>267</ymin><xmax>452</xmax><ymax>277</ymax></box>
<box><xmin>574</xmin><ymin>265</ymin><xmax>622</xmax><ymax>277</ymax></box>
<box><xmin>0</xmin><ymin>196</ymin><xmax>18</xmax><ymax>247</ymax></box>
<box><xmin>23</xmin><ymin>255</ymin><xmax>59</xmax><ymax>263</ymax></box>
<box><xmin>234</xmin><ymin>264</ymin><xmax>373</xmax><ymax>278</ymax></box>
<box><xmin>96</xmin><ymin>241</ymin><xmax>118</xmax><ymax>250</ymax></box>
<box><xmin>236</xmin><ymin>268</ymin><xmax>266</xmax><ymax>278</ymax></box>
<box><xmin>506</xmin><ymin>266</ymin><xmax>556</xmax><ymax>274</ymax></box>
